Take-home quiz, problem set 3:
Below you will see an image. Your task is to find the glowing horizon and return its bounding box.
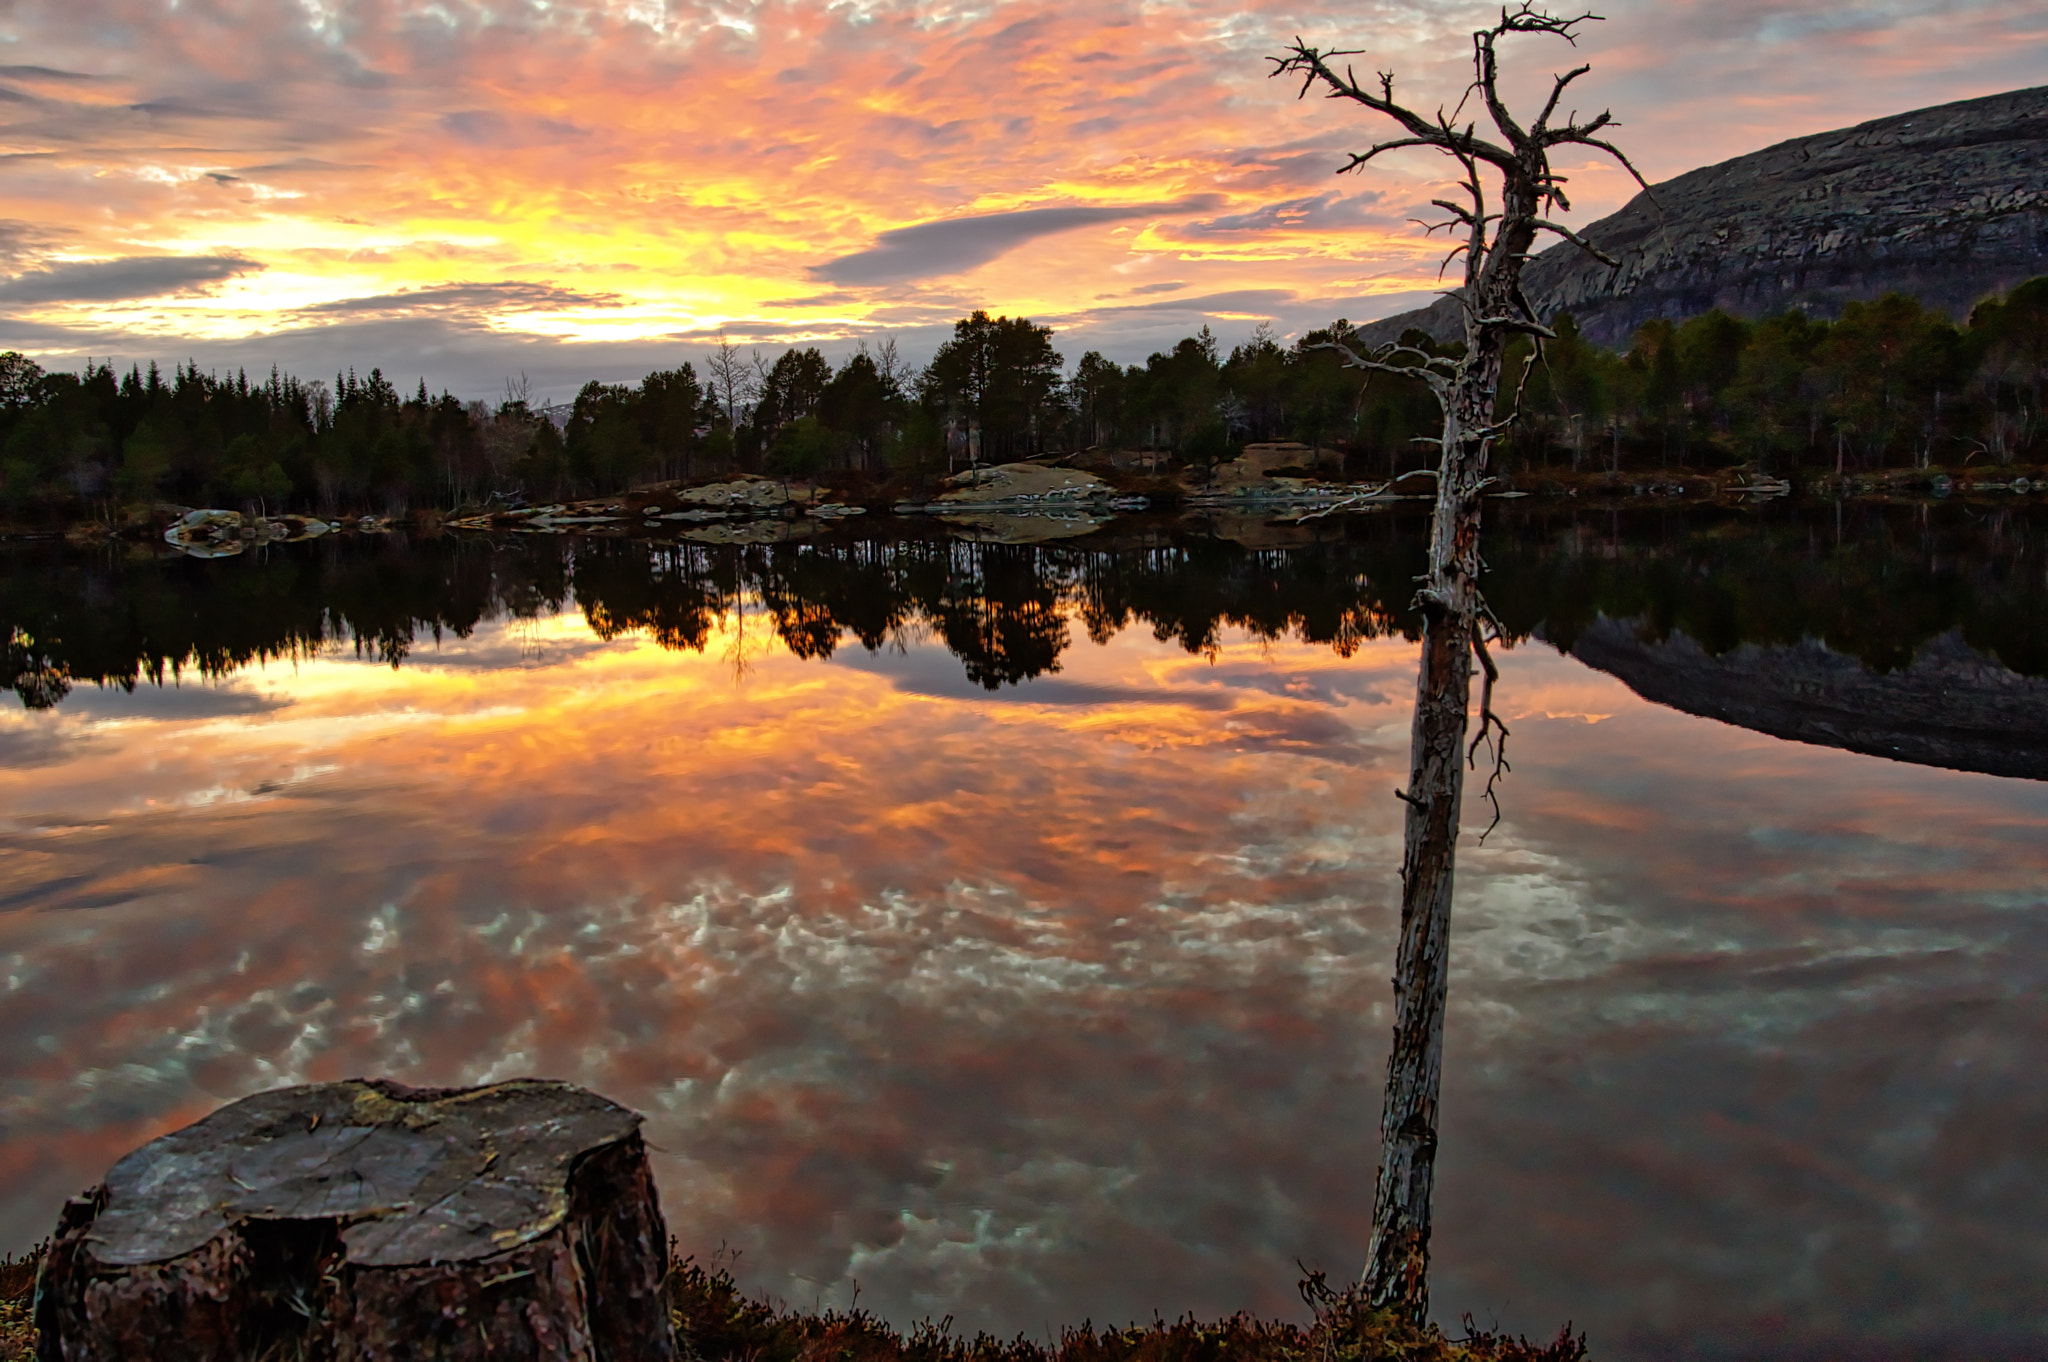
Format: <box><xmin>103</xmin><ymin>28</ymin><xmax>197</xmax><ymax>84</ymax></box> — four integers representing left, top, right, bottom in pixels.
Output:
<box><xmin>1</xmin><ymin>0</ymin><xmax>2042</xmax><ymax>397</ymax></box>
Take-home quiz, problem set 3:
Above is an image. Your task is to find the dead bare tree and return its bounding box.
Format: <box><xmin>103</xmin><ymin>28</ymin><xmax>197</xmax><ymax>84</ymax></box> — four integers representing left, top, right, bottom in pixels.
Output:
<box><xmin>1271</xmin><ymin>4</ymin><xmax>1646</xmax><ymax>1323</ymax></box>
<box><xmin>706</xmin><ymin>333</ymin><xmax>758</xmax><ymax>432</ymax></box>
<box><xmin>874</xmin><ymin>335</ymin><xmax>909</xmax><ymax>392</ymax></box>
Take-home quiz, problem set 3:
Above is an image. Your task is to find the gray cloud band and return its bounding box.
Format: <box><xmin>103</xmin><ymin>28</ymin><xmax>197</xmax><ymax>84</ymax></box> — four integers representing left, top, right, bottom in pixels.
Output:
<box><xmin>811</xmin><ymin>198</ymin><xmax>1224</xmax><ymax>286</ymax></box>
<box><xmin>0</xmin><ymin>255</ymin><xmax>261</xmax><ymax>305</ymax></box>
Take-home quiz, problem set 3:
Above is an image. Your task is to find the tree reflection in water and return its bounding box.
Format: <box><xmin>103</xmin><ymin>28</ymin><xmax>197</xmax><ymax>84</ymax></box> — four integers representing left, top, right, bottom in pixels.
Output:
<box><xmin>3</xmin><ymin>503</ymin><xmax>2045</xmax><ymax>712</ymax></box>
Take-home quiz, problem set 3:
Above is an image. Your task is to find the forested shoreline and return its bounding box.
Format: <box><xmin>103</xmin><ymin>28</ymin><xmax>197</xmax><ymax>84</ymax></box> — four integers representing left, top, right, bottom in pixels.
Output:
<box><xmin>0</xmin><ymin>279</ymin><xmax>2041</xmax><ymax>518</ymax></box>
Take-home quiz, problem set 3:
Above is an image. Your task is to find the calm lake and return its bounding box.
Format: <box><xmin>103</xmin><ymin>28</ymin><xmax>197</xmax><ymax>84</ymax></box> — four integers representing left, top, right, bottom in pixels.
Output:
<box><xmin>2</xmin><ymin>504</ymin><xmax>2044</xmax><ymax>1360</ymax></box>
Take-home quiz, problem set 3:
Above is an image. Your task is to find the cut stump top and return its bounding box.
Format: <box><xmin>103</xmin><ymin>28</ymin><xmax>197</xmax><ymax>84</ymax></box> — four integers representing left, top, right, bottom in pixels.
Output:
<box><xmin>89</xmin><ymin>1078</ymin><xmax>642</xmax><ymax>1269</ymax></box>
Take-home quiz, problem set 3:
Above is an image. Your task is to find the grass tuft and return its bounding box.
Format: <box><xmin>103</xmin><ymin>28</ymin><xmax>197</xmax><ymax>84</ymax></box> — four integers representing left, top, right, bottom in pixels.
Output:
<box><xmin>0</xmin><ymin>1237</ymin><xmax>1587</xmax><ymax>1361</ymax></box>
<box><xmin>665</xmin><ymin>1250</ymin><xmax>1585</xmax><ymax>1362</ymax></box>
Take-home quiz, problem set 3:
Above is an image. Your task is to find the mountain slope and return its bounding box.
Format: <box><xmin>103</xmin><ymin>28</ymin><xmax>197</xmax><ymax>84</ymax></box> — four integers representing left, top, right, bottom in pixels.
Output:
<box><xmin>1356</xmin><ymin>85</ymin><xmax>2048</xmax><ymax>348</ymax></box>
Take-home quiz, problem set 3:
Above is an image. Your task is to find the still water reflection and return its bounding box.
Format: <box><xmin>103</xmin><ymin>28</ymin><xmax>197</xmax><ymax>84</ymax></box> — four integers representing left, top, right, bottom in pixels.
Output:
<box><xmin>2</xmin><ymin>508</ymin><xmax>2044</xmax><ymax>1360</ymax></box>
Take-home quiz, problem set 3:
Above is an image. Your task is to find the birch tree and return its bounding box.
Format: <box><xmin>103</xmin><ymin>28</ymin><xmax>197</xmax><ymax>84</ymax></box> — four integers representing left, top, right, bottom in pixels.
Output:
<box><xmin>1271</xmin><ymin>3</ymin><xmax>1647</xmax><ymax>1322</ymax></box>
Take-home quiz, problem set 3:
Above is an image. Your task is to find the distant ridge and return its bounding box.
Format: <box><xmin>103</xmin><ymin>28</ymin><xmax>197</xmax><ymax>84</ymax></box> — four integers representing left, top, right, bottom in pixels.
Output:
<box><xmin>1356</xmin><ymin>85</ymin><xmax>2048</xmax><ymax>348</ymax></box>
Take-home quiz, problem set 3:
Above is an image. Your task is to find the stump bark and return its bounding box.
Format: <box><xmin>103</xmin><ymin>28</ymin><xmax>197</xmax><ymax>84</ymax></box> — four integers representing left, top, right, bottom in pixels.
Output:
<box><xmin>35</xmin><ymin>1078</ymin><xmax>678</xmax><ymax>1361</ymax></box>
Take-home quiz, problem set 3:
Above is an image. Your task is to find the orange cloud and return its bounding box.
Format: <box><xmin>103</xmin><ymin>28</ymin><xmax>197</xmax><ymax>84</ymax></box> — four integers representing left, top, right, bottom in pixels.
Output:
<box><xmin>0</xmin><ymin>0</ymin><xmax>2038</xmax><ymax>388</ymax></box>
<box><xmin>0</xmin><ymin>606</ymin><xmax>2044</xmax><ymax>1348</ymax></box>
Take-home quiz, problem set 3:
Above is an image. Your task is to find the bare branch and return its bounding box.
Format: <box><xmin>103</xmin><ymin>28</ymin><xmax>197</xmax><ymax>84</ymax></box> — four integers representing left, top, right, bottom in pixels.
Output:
<box><xmin>1471</xmin><ymin>26</ymin><xmax>1528</xmax><ymax>154</ymax></box>
<box><xmin>1473</xmin><ymin>315</ymin><xmax>1559</xmax><ymax>339</ymax></box>
<box><xmin>1316</xmin><ymin>341</ymin><xmax>1455</xmax><ymax>403</ymax></box>
<box><xmin>1530</xmin><ymin>217</ymin><xmax>1617</xmax><ymax>266</ymax></box>
<box><xmin>1340</xmin><ymin>137</ymin><xmax>1448</xmax><ymax>173</ymax></box>
<box><xmin>1500</xmin><ymin>333</ymin><xmax>1544</xmax><ymax>429</ymax></box>
<box><xmin>1551</xmin><ymin>108</ymin><xmax>1613</xmax><ymax>142</ymax></box>
<box><xmin>1497</xmin><ymin>2</ymin><xmax>1601</xmax><ymax>41</ymax></box>
<box><xmin>1565</xmin><ymin>133</ymin><xmax>1658</xmax><ymax>207</ymax></box>
<box><xmin>1269</xmin><ymin>41</ymin><xmax>1520</xmax><ymax>173</ymax></box>
<box><xmin>1532</xmin><ymin>63</ymin><xmax>1592</xmax><ymax>136</ymax></box>
<box><xmin>1467</xmin><ymin>631</ymin><xmax>1512</xmax><ymax>843</ymax></box>
<box><xmin>1449</xmin><ymin>288</ymin><xmax>1558</xmax><ymax>339</ymax></box>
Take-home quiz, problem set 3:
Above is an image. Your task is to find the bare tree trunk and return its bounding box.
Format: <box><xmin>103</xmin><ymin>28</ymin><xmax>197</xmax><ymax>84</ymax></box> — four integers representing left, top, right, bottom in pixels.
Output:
<box><xmin>1275</xmin><ymin>2</ymin><xmax>1646</xmax><ymax>1323</ymax></box>
<box><xmin>1362</xmin><ymin>291</ymin><xmax>1509</xmax><ymax>1314</ymax></box>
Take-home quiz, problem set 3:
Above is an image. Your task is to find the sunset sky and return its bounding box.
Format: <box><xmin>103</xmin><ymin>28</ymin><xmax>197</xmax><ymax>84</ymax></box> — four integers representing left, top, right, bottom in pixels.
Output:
<box><xmin>2</xmin><ymin>0</ymin><xmax>2043</xmax><ymax>398</ymax></box>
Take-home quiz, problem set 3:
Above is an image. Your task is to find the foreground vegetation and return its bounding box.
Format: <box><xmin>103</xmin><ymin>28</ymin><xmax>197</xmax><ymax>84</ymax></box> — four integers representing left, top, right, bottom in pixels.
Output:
<box><xmin>0</xmin><ymin>1243</ymin><xmax>1583</xmax><ymax>1362</ymax></box>
<box><xmin>664</xmin><ymin>1256</ymin><xmax>1584</xmax><ymax>1362</ymax></box>
<box><xmin>0</xmin><ymin>278</ymin><xmax>2041</xmax><ymax>519</ymax></box>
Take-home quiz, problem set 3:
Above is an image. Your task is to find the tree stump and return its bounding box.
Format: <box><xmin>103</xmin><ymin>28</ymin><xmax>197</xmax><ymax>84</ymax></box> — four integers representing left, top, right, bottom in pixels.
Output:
<box><xmin>36</xmin><ymin>1078</ymin><xmax>678</xmax><ymax>1361</ymax></box>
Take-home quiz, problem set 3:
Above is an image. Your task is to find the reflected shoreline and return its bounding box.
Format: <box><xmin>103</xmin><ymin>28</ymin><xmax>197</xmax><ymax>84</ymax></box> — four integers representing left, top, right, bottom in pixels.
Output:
<box><xmin>8</xmin><ymin>503</ymin><xmax>2044</xmax><ymax>784</ymax></box>
<box><xmin>1568</xmin><ymin>616</ymin><xmax>2048</xmax><ymax>781</ymax></box>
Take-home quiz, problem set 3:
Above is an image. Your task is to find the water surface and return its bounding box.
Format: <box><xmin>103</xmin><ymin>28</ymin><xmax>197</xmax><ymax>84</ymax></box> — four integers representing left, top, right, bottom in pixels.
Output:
<box><xmin>1</xmin><ymin>507</ymin><xmax>2043</xmax><ymax>1360</ymax></box>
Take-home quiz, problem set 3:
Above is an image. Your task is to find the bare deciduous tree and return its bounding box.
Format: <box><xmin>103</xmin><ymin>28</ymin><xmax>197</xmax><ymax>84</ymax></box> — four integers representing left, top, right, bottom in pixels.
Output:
<box><xmin>706</xmin><ymin>333</ymin><xmax>758</xmax><ymax>431</ymax></box>
<box><xmin>873</xmin><ymin>335</ymin><xmax>909</xmax><ymax>393</ymax></box>
<box><xmin>1272</xmin><ymin>3</ymin><xmax>1647</xmax><ymax>1322</ymax></box>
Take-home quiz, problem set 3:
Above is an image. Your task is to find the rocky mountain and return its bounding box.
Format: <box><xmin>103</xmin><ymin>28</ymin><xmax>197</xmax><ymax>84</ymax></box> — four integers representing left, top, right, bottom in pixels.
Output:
<box><xmin>1563</xmin><ymin>618</ymin><xmax>2048</xmax><ymax>782</ymax></box>
<box><xmin>1357</xmin><ymin>85</ymin><xmax>2048</xmax><ymax>348</ymax></box>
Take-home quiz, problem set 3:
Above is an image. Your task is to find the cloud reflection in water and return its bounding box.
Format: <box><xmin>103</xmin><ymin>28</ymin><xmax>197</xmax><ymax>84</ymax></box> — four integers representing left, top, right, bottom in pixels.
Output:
<box><xmin>0</xmin><ymin>608</ymin><xmax>2041</xmax><ymax>1360</ymax></box>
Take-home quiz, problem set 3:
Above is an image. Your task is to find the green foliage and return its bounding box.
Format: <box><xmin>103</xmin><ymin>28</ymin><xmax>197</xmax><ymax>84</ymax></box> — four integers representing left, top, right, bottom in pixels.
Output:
<box><xmin>1501</xmin><ymin>284</ymin><xmax>2048</xmax><ymax>471</ymax></box>
<box><xmin>765</xmin><ymin>414</ymin><xmax>838</xmax><ymax>479</ymax></box>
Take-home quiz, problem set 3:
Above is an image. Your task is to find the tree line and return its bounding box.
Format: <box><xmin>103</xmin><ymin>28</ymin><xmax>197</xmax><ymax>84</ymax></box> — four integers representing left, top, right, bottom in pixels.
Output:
<box><xmin>1507</xmin><ymin>279</ymin><xmax>2048</xmax><ymax>476</ymax></box>
<box><xmin>0</xmin><ymin>278</ymin><xmax>2041</xmax><ymax>516</ymax></box>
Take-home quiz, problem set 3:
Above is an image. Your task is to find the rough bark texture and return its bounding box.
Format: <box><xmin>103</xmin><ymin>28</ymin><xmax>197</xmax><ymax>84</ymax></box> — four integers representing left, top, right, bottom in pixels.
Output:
<box><xmin>35</xmin><ymin>1078</ymin><xmax>676</xmax><ymax>1362</ymax></box>
<box><xmin>1276</xmin><ymin>4</ymin><xmax>1641</xmax><ymax>1323</ymax></box>
<box><xmin>1361</xmin><ymin>211</ymin><xmax>1523</xmax><ymax>1319</ymax></box>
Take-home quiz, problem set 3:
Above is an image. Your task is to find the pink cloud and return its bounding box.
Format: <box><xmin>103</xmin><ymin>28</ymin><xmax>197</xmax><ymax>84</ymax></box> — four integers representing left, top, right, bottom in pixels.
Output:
<box><xmin>0</xmin><ymin>0</ymin><xmax>2037</xmax><ymax>387</ymax></box>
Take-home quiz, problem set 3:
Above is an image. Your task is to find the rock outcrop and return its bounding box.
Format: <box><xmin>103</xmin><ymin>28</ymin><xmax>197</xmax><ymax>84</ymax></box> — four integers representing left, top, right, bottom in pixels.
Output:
<box><xmin>1357</xmin><ymin>85</ymin><xmax>2048</xmax><ymax>348</ymax></box>
<box><xmin>1563</xmin><ymin>618</ymin><xmax>2048</xmax><ymax>781</ymax></box>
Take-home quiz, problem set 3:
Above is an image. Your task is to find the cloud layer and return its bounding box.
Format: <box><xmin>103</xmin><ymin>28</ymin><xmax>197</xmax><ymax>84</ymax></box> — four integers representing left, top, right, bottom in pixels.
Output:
<box><xmin>0</xmin><ymin>254</ymin><xmax>259</xmax><ymax>304</ymax></box>
<box><xmin>814</xmin><ymin>202</ymin><xmax>1219</xmax><ymax>285</ymax></box>
<box><xmin>0</xmin><ymin>0</ymin><xmax>2040</xmax><ymax>391</ymax></box>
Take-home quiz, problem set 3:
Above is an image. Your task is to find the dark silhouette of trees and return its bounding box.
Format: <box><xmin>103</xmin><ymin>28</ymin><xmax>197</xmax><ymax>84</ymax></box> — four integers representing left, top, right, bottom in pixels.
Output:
<box><xmin>922</xmin><ymin>311</ymin><xmax>1064</xmax><ymax>465</ymax></box>
<box><xmin>816</xmin><ymin>349</ymin><xmax>906</xmax><ymax>474</ymax></box>
<box><xmin>1226</xmin><ymin>324</ymin><xmax>1291</xmax><ymax>442</ymax></box>
<box><xmin>637</xmin><ymin>367</ymin><xmax>708</xmax><ymax>481</ymax></box>
<box><xmin>1068</xmin><ymin>350</ymin><xmax>1126</xmax><ymax>448</ymax></box>
<box><xmin>560</xmin><ymin>365</ymin><xmax>711</xmax><ymax>496</ymax></box>
<box><xmin>1</xmin><ymin>274</ymin><xmax>2045</xmax><ymax>519</ymax></box>
<box><xmin>753</xmin><ymin>347</ymin><xmax>832</xmax><ymax>434</ymax></box>
<box><xmin>1967</xmin><ymin>277</ymin><xmax>2048</xmax><ymax>462</ymax></box>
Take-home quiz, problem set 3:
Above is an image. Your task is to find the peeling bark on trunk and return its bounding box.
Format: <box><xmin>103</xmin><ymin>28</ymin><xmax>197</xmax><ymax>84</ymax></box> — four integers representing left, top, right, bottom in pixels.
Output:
<box><xmin>36</xmin><ymin>1078</ymin><xmax>677</xmax><ymax>1362</ymax></box>
<box><xmin>1361</xmin><ymin>257</ymin><xmax>1517</xmax><ymax>1317</ymax></box>
<box><xmin>1273</xmin><ymin>4</ymin><xmax>1646</xmax><ymax>1324</ymax></box>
